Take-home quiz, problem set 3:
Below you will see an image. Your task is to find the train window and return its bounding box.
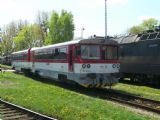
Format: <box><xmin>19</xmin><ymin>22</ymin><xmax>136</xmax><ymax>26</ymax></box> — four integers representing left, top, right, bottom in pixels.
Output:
<box><xmin>59</xmin><ymin>48</ymin><xmax>67</xmax><ymax>60</ymax></box>
<box><xmin>102</xmin><ymin>46</ymin><xmax>118</xmax><ymax>60</ymax></box>
<box><xmin>55</xmin><ymin>48</ymin><xmax>59</xmax><ymax>54</ymax></box>
<box><xmin>140</xmin><ymin>34</ymin><xmax>149</xmax><ymax>40</ymax></box>
<box><xmin>23</xmin><ymin>53</ymin><xmax>27</xmax><ymax>60</ymax></box>
<box><xmin>35</xmin><ymin>51</ymin><xmax>43</xmax><ymax>59</ymax></box>
<box><xmin>34</xmin><ymin>47</ymin><xmax>67</xmax><ymax>60</ymax></box>
<box><xmin>13</xmin><ymin>53</ymin><xmax>28</xmax><ymax>60</ymax></box>
<box><xmin>45</xmin><ymin>50</ymin><xmax>51</xmax><ymax>59</ymax></box>
<box><xmin>81</xmin><ymin>45</ymin><xmax>100</xmax><ymax>60</ymax></box>
<box><xmin>157</xmin><ymin>33</ymin><xmax>160</xmax><ymax>38</ymax></box>
<box><xmin>148</xmin><ymin>33</ymin><xmax>158</xmax><ymax>39</ymax></box>
<box><xmin>53</xmin><ymin>47</ymin><xmax>67</xmax><ymax>60</ymax></box>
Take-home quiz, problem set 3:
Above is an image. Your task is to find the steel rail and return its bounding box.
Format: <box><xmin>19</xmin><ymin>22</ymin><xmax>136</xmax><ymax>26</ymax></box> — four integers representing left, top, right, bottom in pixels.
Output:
<box><xmin>0</xmin><ymin>99</ymin><xmax>57</xmax><ymax>120</ymax></box>
<box><xmin>105</xmin><ymin>89</ymin><xmax>160</xmax><ymax>114</ymax></box>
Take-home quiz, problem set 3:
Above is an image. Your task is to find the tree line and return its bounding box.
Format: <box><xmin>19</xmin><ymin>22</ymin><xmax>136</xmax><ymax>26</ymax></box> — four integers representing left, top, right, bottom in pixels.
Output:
<box><xmin>128</xmin><ymin>18</ymin><xmax>160</xmax><ymax>34</ymax></box>
<box><xmin>0</xmin><ymin>10</ymin><xmax>159</xmax><ymax>57</ymax></box>
<box><xmin>0</xmin><ymin>10</ymin><xmax>74</xmax><ymax>56</ymax></box>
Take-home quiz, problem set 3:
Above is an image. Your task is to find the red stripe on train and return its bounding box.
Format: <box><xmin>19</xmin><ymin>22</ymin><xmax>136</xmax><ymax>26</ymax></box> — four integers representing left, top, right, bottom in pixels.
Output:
<box><xmin>13</xmin><ymin>59</ymin><xmax>119</xmax><ymax>64</ymax></box>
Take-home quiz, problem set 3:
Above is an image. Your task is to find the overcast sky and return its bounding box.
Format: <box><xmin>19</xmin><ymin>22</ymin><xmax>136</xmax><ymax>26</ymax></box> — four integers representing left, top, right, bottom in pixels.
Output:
<box><xmin>0</xmin><ymin>0</ymin><xmax>160</xmax><ymax>38</ymax></box>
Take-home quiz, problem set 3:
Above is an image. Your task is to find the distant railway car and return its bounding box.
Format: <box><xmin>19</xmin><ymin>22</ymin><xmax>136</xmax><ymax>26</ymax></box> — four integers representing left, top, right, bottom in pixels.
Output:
<box><xmin>116</xmin><ymin>30</ymin><xmax>160</xmax><ymax>84</ymax></box>
<box><xmin>0</xmin><ymin>55</ymin><xmax>12</xmax><ymax>66</ymax></box>
<box><xmin>11</xmin><ymin>38</ymin><xmax>120</xmax><ymax>88</ymax></box>
<box><xmin>12</xmin><ymin>49</ymin><xmax>31</xmax><ymax>71</ymax></box>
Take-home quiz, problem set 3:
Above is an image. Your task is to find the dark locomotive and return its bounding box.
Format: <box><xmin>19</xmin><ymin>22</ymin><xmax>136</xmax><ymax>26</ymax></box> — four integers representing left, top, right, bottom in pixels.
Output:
<box><xmin>116</xmin><ymin>28</ymin><xmax>160</xmax><ymax>84</ymax></box>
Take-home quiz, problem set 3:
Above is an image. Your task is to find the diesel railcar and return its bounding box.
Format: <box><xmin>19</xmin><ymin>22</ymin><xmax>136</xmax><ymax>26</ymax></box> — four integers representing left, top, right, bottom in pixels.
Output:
<box><xmin>116</xmin><ymin>30</ymin><xmax>160</xmax><ymax>84</ymax></box>
<box><xmin>11</xmin><ymin>37</ymin><xmax>120</xmax><ymax>88</ymax></box>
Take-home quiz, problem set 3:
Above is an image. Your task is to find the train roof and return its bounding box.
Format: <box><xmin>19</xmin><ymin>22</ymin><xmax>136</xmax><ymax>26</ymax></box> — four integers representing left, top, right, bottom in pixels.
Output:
<box><xmin>12</xmin><ymin>47</ymin><xmax>39</xmax><ymax>54</ymax></box>
<box><xmin>12</xmin><ymin>49</ymin><xmax>29</xmax><ymax>55</ymax></box>
<box><xmin>114</xmin><ymin>35</ymin><xmax>139</xmax><ymax>44</ymax></box>
<box><xmin>116</xmin><ymin>31</ymin><xmax>160</xmax><ymax>44</ymax></box>
<box><xmin>31</xmin><ymin>38</ymin><xmax>118</xmax><ymax>51</ymax></box>
<box><xmin>12</xmin><ymin>38</ymin><xmax>118</xmax><ymax>54</ymax></box>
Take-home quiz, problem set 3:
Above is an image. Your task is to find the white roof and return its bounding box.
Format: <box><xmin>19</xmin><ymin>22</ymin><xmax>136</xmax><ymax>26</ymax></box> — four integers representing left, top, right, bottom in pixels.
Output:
<box><xmin>12</xmin><ymin>49</ymin><xmax>29</xmax><ymax>54</ymax></box>
<box><xmin>31</xmin><ymin>39</ymin><xmax>82</xmax><ymax>51</ymax></box>
<box><xmin>12</xmin><ymin>47</ymin><xmax>39</xmax><ymax>54</ymax></box>
<box><xmin>12</xmin><ymin>38</ymin><xmax>118</xmax><ymax>54</ymax></box>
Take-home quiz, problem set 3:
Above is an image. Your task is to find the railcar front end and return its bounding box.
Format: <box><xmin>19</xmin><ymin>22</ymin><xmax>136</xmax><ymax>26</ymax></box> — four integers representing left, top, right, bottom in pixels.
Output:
<box><xmin>73</xmin><ymin>40</ymin><xmax>119</xmax><ymax>87</ymax></box>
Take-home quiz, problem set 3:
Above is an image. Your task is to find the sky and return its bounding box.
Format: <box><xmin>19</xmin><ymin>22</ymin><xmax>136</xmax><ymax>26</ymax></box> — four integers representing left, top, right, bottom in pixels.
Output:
<box><xmin>0</xmin><ymin>0</ymin><xmax>160</xmax><ymax>38</ymax></box>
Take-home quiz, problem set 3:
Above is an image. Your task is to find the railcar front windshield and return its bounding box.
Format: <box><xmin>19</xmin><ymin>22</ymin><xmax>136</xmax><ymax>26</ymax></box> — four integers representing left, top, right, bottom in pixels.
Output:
<box><xmin>81</xmin><ymin>45</ymin><xmax>100</xmax><ymax>60</ymax></box>
<box><xmin>102</xmin><ymin>46</ymin><xmax>118</xmax><ymax>60</ymax></box>
<box><xmin>80</xmin><ymin>45</ymin><xmax>118</xmax><ymax>60</ymax></box>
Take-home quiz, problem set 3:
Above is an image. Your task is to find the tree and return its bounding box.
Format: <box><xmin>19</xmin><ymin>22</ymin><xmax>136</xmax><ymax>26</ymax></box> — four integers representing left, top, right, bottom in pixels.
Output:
<box><xmin>1</xmin><ymin>35</ymin><xmax>13</xmax><ymax>56</ymax></box>
<box><xmin>0</xmin><ymin>20</ymin><xmax>29</xmax><ymax>55</ymax></box>
<box><xmin>129</xmin><ymin>26</ymin><xmax>144</xmax><ymax>34</ymax></box>
<box><xmin>142</xmin><ymin>18</ymin><xmax>158</xmax><ymax>30</ymax></box>
<box><xmin>59</xmin><ymin>10</ymin><xmax>74</xmax><ymax>42</ymax></box>
<box><xmin>17</xmin><ymin>20</ymin><xmax>29</xmax><ymax>32</ymax></box>
<box><xmin>31</xmin><ymin>24</ymin><xmax>44</xmax><ymax>47</ymax></box>
<box><xmin>36</xmin><ymin>11</ymin><xmax>49</xmax><ymax>46</ymax></box>
<box><xmin>45</xmin><ymin>11</ymin><xmax>59</xmax><ymax>45</ymax></box>
<box><xmin>45</xmin><ymin>10</ymin><xmax>74</xmax><ymax>45</ymax></box>
<box><xmin>128</xmin><ymin>18</ymin><xmax>159</xmax><ymax>34</ymax></box>
<box><xmin>13</xmin><ymin>26</ymin><xmax>33</xmax><ymax>51</ymax></box>
<box><xmin>0</xmin><ymin>10</ymin><xmax>74</xmax><ymax>54</ymax></box>
<box><xmin>0</xmin><ymin>22</ymin><xmax>18</xmax><ymax>55</ymax></box>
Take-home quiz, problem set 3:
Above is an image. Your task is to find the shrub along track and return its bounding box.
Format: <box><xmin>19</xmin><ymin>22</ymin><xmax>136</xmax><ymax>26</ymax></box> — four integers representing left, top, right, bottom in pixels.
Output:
<box><xmin>0</xmin><ymin>99</ymin><xmax>56</xmax><ymax>120</ymax></box>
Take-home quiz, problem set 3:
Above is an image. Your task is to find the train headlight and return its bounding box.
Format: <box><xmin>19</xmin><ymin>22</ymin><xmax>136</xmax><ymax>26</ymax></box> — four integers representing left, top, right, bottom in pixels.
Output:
<box><xmin>117</xmin><ymin>64</ymin><xmax>120</xmax><ymax>68</ymax></box>
<box><xmin>112</xmin><ymin>64</ymin><xmax>116</xmax><ymax>68</ymax></box>
<box><xmin>82</xmin><ymin>64</ymin><xmax>86</xmax><ymax>69</ymax></box>
<box><xmin>87</xmin><ymin>64</ymin><xmax>91</xmax><ymax>68</ymax></box>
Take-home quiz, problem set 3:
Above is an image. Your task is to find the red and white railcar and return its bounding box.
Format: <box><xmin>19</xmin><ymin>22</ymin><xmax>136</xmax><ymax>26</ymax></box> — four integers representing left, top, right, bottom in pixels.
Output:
<box><xmin>12</xmin><ymin>49</ymin><xmax>31</xmax><ymax>71</ymax></box>
<box><xmin>12</xmin><ymin>38</ymin><xmax>119</xmax><ymax>87</ymax></box>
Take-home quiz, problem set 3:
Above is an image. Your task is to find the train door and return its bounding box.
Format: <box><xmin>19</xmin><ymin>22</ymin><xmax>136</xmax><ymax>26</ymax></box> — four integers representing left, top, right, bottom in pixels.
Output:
<box><xmin>69</xmin><ymin>45</ymin><xmax>74</xmax><ymax>72</ymax></box>
<box><xmin>31</xmin><ymin>51</ymin><xmax>35</xmax><ymax>73</ymax></box>
<box><xmin>27</xmin><ymin>48</ymin><xmax>31</xmax><ymax>69</ymax></box>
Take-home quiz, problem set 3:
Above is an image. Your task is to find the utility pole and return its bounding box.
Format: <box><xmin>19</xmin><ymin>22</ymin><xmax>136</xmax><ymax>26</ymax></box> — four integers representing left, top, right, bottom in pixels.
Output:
<box><xmin>81</xmin><ymin>27</ymin><xmax>85</xmax><ymax>38</ymax></box>
<box><xmin>105</xmin><ymin>0</ymin><xmax>107</xmax><ymax>38</ymax></box>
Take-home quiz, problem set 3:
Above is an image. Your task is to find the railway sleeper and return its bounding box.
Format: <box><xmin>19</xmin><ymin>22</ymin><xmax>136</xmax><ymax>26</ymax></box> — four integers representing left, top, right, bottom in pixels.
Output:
<box><xmin>2</xmin><ymin>114</ymin><xmax>29</xmax><ymax>120</ymax></box>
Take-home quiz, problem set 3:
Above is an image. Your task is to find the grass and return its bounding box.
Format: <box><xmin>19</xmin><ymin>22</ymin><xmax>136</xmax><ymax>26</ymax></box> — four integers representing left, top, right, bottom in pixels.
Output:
<box><xmin>0</xmin><ymin>72</ymin><xmax>158</xmax><ymax>120</ymax></box>
<box><xmin>0</xmin><ymin>64</ymin><xmax>12</xmax><ymax>69</ymax></box>
<box><xmin>113</xmin><ymin>83</ymin><xmax>160</xmax><ymax>101</ymax></box>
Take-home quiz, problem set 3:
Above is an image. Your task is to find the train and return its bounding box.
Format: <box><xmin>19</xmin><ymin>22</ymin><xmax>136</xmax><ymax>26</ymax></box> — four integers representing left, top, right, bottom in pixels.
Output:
<box><xmin>11</xmin><ymin>37</ymin><xmax>120</xmax><ymax>88</ymax></box>
<box><xmin>116</xmin><ymin>29</ymin><xmax>160</xmax><ymax>84</ymax></box>
<box><xmin>0</xmin><ymin>55</ymin><xmax>12</xmax><ymax>66</ymax></box>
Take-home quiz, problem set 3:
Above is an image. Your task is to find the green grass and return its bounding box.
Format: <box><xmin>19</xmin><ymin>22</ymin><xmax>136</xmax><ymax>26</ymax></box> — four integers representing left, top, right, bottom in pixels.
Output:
<box><xmin>113</xmin><ymin>83</ymin><xmax>160</xmax><ymax>101</ymax></box>
<box><xmin>0</xmin><ymin>64</ymin><xmax>12</xmax><ymax>69</ymax></box>
<box><xmin>0</xmin><ymin>72</ymin><xmax>158</xmax><ymax>120</ymax></box>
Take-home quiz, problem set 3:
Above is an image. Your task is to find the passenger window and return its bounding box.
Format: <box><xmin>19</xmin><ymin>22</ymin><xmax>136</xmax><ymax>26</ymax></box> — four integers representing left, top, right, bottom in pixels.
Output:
<box><xmin>54</xmin><ymin>48</ymin><xmax>67</xmax><ymax>60</ymax></box>
<box><xmin>35</xmin><ymin>47</ymin><xmax>67</xmax><ymax>60</ymax></box>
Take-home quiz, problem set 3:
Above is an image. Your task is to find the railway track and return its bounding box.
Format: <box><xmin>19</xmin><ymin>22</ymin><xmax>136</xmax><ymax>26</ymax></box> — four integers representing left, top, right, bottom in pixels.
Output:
<box><xmin>8</xmin><ymin>73</ymin><xmax>160</xmax><ymax>116</ymax></box>
<box><xmin>102</xmin><ymin>89</ymin><xmax>160</xmax><ymax>114</ymax></box>
<box><xmin>0</xmin><ymin>99</ymin><xmax>56</xmax><ymax>120</ymax></box>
